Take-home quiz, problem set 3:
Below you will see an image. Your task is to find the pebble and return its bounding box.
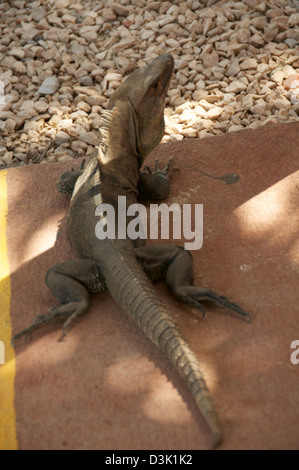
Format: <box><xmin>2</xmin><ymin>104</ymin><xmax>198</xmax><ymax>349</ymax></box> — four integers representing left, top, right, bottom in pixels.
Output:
<box><xmin>271</xmin><ymin>70</ymin><xmax>285</xmax><ymax>86</ymax></box>
<box><xmin>19</xmin><ymin>101</ymin><xmax>38</xmax><ymax>120</ymax></box>
<box><xmin>38</xmin><ymin>77</ymin><xmax>60</xmax><ymax>95</ymax></box>
<box><xmin>225</xmin><ymin>80</ymin><xmax>248</xmax><ymax>93</ymax></box>
<box><xmin>284</xmin><ymin>74</ymin><xmax>299</xmax><ymax>90</ymax></box>
<box><xmin>0</xmin><ymin>0</ymin><xmax>298</xmax><ymax>167</ymax></box>
<box><xmin>8</xmin><ymin>48</ymin><xmax>25</xmax><ymax>60</ymax></box>
<box><xmin>78</xmin><ymin>76</ymin><xmax>93</xmax><ymax>87</ymax></box>
<box><xmin>289</xmin><ymin>12</ymin><xmax>299</xmax><ymax>26</ymax></box>
<box><xmin>55</xmin><ymin>131</ymin><xmax>71</xmax><ymax>146</ymax></box>
<box><xmin>78</xmin><ymin>132</ymin><xmax>99</xmax><ymax>146</ymax></box>
<box><xmin>112</xmin><ymin>4</ymin><xmax>130</xmax><ymax>17</ymax></box>
<box><xmin>205</xmin><ymin>106</ymin><xmax>223</xmax><ymax>119</ymax></box>
<box><xmin>79</xmin><ymin>25</ymin><xmax>100</xmax><ymax>41</ymax></box>
<box><xmin>55</xmin><ymin>0</ymin><xmax>71</xmax><ymax>7</ymax></box>
<box><xmin>240</xmin><ymin>59</ymin><xmax>258</xmax><ymax>71</ymax></box>
<box><xmin>226</xmin><ymin>59</ymin><xmax>240</xmax><ymax>77</ymax></box>
<box><xmin>34</xmin><ymin>101</ymin><xmax>49</xmax><ymax>113</ymax></box>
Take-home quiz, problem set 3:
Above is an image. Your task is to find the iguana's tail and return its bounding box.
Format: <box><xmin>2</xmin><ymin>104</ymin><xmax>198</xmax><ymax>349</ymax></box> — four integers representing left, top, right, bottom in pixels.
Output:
<box><xmin>98</xmin><ymin>242</ymin><xmax>222</xmax><ymax>449</ymax></box>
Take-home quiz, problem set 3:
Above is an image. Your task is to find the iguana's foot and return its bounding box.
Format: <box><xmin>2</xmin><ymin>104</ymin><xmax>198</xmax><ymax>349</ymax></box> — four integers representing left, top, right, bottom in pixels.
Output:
<box><xmin>174</xmin><ymin>285</ymin><xmax>251</xmax><ymax>322</ymax></box>
<box><xmin>12</xmin><ymin>300</ymin><xmax>88</xmax><ymax>344</ymax></box>
<box><xmin>138</xmin><ymin>159</ymin><xmax>174</xmax><ymax>201</ymax></box>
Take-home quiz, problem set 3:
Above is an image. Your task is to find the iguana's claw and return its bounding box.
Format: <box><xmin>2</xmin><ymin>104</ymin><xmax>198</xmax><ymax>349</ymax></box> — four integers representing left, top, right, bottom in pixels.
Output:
<box><xmin>205</xmin><ymin>291</ymin><xmax>251</xmax><ymax>322</ymax></box>
<box><xmin>144</xmin><ymin>158</ymin><xmax>174</xmax><ymax>177</ymax></box>
<box><xmin>11</xmin><ymin>309</ymin><xmax>56</xmax><ymax>344</ymax></box>
<box><xmin>143</xmin><ymin>165</ymin><xmax>152</xmax><ymax>174</ymax></box>
<box><xmin>178</xmin><ymin>286</ymin><xmax>250</xmax><ymax>322</ymax></box>
<box><xmin>12</xmin><ymin>299</ymin><xmax>89</xmax><ymax>345</ymax></box>
<box><xmin>185</xmin><ymin>298</ymin><xmax>206</xmax><ymax>318</ymax></box>
<box><xmin>155</xmin><ymin>158</ymin><xmax>174</xmax><ymax>175</ymax></box>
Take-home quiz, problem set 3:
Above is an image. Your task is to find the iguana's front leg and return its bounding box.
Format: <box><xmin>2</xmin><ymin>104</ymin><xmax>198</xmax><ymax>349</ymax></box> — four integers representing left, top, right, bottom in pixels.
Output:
<box><xmin>137</xmin><ymin>158</ymin><xmax>173</xmax><ymax>201</ymax></box>
<box><xmin>135</xmin><ymin>245</ymin><xmax>250</xmax><ymax>321</ymax></box>
<box><xmin>56</xmin><ymin>159</ymin><xmax>85</xmax><ymax>194</ymax></box>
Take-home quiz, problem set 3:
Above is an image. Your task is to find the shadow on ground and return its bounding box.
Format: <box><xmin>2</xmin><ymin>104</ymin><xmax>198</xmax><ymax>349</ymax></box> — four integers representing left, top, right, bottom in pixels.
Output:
<box><xmin>5</xmin><ymin>122</ymin><xmax>299</xmax><ymax>449</ymax></box>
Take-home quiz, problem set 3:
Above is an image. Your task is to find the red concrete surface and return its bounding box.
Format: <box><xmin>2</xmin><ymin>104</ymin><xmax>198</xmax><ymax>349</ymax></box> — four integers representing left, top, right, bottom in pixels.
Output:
<box><xmin>6</xmin><ymin>122</ymin><xmax>299</xmax><ymax>449</ymax></box>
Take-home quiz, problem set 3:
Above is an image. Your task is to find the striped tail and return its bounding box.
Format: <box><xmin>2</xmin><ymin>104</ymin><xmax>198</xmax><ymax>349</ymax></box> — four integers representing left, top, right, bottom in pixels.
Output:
<box><xmin>99</xmin><ymin>242</ymin><xmax>222</xmax><ymax>448</ymax></box>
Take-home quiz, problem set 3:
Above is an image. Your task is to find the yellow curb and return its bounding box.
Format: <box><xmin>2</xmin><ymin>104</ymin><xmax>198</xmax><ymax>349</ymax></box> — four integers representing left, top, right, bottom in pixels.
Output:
<box><xmin>0</xmin><ymin>170</ymin><xmax>17</xmax><ymax>450</ymax></box>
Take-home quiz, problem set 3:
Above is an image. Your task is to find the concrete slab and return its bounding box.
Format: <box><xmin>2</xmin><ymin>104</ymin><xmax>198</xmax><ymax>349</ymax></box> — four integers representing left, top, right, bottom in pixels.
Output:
<box><xmin>2</xmin><ymin>122</ymin><xmax>299</xmax><ymax>449</ymax></box>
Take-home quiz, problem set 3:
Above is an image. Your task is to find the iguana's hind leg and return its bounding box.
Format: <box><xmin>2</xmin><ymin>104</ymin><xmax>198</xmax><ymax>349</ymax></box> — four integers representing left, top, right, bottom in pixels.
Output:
<box><xmin>13</xmin><ymin>257</ymin><xmax>106</xmax><ymax>342</ymax></box>
<box><xmin>135</xmin><ymin>245</ymin><xmax>250</xmax><ymax>321</ymax></box>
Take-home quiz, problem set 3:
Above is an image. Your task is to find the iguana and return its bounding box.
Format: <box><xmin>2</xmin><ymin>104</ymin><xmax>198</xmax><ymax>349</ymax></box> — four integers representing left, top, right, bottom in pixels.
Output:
<box><xmin>13</xmin><ymin>54</ymin><xmax>250</xmax><ymax>448</ymax></box>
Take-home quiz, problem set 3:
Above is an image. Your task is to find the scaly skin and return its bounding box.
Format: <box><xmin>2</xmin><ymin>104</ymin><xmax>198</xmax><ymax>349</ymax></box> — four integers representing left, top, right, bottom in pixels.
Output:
<box><xmin>13</xmin><ymin>54</ymin><xmax>250</xmax><ymax>448</ymax></box>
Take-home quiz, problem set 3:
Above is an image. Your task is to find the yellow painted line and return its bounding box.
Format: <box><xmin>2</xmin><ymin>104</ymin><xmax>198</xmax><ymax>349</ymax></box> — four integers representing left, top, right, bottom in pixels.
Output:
<box><xmin>0</xmin><ymin>170</ymin><xmax>17</xmax><ymax>450</ymax></box>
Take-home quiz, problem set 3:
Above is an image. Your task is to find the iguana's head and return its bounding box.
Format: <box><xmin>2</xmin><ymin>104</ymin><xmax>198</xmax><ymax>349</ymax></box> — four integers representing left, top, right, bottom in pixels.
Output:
<box><xmin>108</xmin><ymin>54</ymin><xmax>174</xmax><ymax>162</ymax></box>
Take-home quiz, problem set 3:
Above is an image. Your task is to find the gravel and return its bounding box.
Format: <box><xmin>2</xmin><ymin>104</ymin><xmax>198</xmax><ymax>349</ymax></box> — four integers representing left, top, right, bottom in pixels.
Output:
<box><xmin>0</xmin><ymin>0</ymin><xmax>298</xmax><ymax>167</ymax></box>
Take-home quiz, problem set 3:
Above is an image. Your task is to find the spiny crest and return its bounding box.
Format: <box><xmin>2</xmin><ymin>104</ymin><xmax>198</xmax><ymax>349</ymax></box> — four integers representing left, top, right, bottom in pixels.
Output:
<box><xmin>98</xmin><ymin>109</ymin><xmax>113</xmax><ymax>143</ymax></box>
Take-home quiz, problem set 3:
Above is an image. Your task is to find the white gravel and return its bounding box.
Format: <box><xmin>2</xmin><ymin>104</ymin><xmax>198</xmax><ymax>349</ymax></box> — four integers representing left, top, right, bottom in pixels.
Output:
<box><xmin>0</xmin><ymin>0</ymin><xmax>298</xmax><ymax>167</ymax></box>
